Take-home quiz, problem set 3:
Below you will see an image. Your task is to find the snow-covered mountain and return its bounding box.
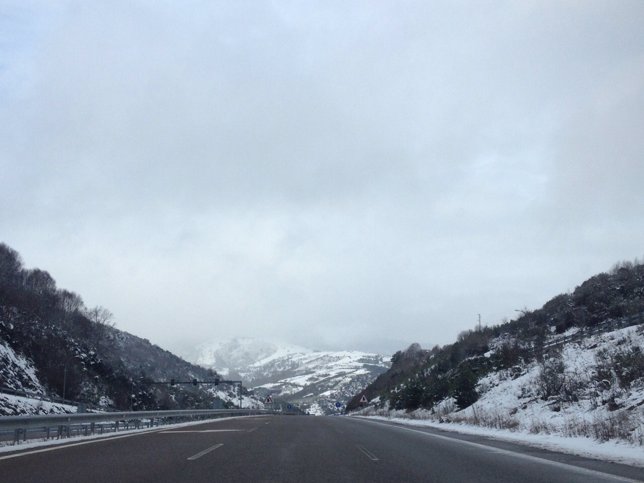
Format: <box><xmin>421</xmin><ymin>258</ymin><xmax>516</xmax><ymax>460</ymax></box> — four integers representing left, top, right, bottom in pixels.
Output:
<box><xmin>196</xmin><ymin>338</ymin><xmax>390</xmax><ymax>415</ymax></box>
<box><xmin>0</xmin><ymin>306</ymin><xmax>263</xmax><ymax>415</ymax></box>
<box><xmin>196</xmin><ymin>338</ymin><xmax>309</xmax><ymax>379</ymax></box>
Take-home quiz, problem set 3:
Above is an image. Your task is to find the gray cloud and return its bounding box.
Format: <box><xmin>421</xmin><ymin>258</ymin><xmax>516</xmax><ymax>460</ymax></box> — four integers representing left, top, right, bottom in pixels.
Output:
<box><xmin>1</xmin><ymin>1</ymin><xmax>643</xmax><ymax>356</ymax></box>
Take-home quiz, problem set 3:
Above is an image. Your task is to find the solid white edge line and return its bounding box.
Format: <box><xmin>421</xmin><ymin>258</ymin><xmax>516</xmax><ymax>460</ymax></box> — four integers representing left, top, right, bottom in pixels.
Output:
<box><xmin>0</xmin><ymin>426</ymin><xmax>168</xmax><ymax>461</ymax></box>
<box><xmin>187</xmin><ymin>443</ymin><xmax>223</xmax><ymax>461</ymax></box>
<box><xmin>353</xmin><ymin>418</ymin><xmax>640</xmax><ymax>483</ymax></box>
<box><xmin>160</xmin><ymin>429</ymin><xmax>243</xmax><ymax>433</ymax></box>
<box><xmin>356</xmin><ymin>444</ymin><xmax>379</xmax><ymax>461</ymax></box>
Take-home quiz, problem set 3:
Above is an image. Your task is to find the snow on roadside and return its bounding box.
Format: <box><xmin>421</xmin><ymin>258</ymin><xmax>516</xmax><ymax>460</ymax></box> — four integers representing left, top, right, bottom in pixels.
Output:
<box><xmin>0</xmin><ymin>393</ymin><xmax>76</xmax><ymax>416</ymax></box>
<box><xmin>354</xmin><ymin>415</ymin><xmax>644</xmax><ymax>468</ymax></box>
<box><xmin>456</xmin><ymin>325</ymin><xmax>644</xmax><ymax>446</ymax></box>
<box><xmin>352</xmin><ymin>324</ymin><xmax>644</xmax><ymax>468</ymax></box>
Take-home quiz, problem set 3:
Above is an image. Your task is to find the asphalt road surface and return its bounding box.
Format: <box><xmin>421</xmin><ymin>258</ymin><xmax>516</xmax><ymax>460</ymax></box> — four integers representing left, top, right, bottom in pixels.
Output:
<box><xmin>0</xmin><ymin>415</ymin><xmax>642</xmax><ymax>482</ymax></box>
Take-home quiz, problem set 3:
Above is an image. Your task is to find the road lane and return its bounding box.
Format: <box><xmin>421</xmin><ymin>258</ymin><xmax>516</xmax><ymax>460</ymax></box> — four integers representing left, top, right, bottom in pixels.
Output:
<box><xmin>0</xmin><ymin>415</ymin><xmax>641</xmax><ymax>483</ymax></box>
<box><xmin>335</xmin><ymin>416</ymin><xmax>643</xmax><ymax>483</ymax></box>
<box><xmin>348</xmin><ymin>417</ymin><xmax>644</xmax><ymax>481</ymax></box>
<box><xmin>0</xmin><ymin>416</ymin><xmax>267</xmax><ymax>483</ymax></box>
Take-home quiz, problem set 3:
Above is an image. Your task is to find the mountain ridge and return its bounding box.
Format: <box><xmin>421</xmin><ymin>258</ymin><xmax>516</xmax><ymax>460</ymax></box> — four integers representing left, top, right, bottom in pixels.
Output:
<box><xmin>0</xmin><ymin>242</ymin><xmax>262</xmax><ymax>414</ymax></box>
<box><xmin>196</xmin><ymin>337</ymin><xmax>390</xmax><ymax>414</ymax></box>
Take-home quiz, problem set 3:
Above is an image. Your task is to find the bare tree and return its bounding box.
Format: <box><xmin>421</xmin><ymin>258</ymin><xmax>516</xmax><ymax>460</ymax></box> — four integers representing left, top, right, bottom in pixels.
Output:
<box><xmin>86</xmin><ymin>306</ymin><xmax>115</xmax><ymax>353</ymax></box>
<box><xmin>24</xmin><ymin>269</ymin><xmax>56</xmax><ymax>295</ymax></box>
<box><xmin>0</xmin><ymin>243</ymin><xmax>23</xmax><ymax>286</ymax></box>
<box><xmin>57</xmin><ymin>290</ymin><xmax>85</xmax><ymax>314</ymax></box>
<box><xmin>87</xmin><ymin>305</ymin><xmax>114</xmax><ymax>327</ymax></box>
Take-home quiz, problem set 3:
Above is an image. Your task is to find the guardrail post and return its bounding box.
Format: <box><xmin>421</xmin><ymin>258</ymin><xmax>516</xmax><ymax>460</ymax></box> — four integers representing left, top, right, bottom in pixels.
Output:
<box><xmin>0</xmin><ymin>407</ymin><xmax>278</xmax><ymax>445</ymax></box>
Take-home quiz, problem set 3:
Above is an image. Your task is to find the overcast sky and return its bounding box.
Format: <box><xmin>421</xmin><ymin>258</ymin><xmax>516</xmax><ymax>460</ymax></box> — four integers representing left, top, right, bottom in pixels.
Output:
<box><xmin>1</xmin><ymin>1</ymin><xmax>643</xmax><ymax>358</ymax></box>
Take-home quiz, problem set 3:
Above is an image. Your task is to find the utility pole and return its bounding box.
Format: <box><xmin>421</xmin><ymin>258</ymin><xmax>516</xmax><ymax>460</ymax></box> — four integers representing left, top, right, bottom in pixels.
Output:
<box><xmin>62</xmin><ymin>363</ymin><xmax>67</xmax><ymax>400</ymax></box>
<box><xmin>477</xmin><ymin>313</ymin><xmax>482</xmax><ymax>332</ymax></box>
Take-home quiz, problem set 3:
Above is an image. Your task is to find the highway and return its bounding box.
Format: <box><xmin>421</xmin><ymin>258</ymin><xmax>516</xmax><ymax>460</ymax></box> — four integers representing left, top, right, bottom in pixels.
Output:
<box><xmin>0</xmin><ymin>415</ymin><xmax>642</xmax><ymax>482</ymax></box>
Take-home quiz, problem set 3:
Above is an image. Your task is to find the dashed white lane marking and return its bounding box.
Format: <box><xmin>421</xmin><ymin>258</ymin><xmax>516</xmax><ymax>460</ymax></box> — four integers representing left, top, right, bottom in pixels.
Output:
<box><xmin>0</xmin><ymin>416</ymin><xmax>270</xmax><ymax>461</ymax></box>
<box><xmin>187</xmin><ymin>443</ymin><xmax>224</xmax><ymax>461</ymax></box>
<box><xmin>356</xmin><ymin>445</ymin><xmax>379</xmax><ymax>462</ymax></box>
<box><xmin>247</xmin><ymin>427</ymin><xmax>258</xmax><ymax>433</ymax></box>
<box><xmin>161</xmin><ymin>430</ymin><xmax>242</xmax><ymax>433</ymax></box>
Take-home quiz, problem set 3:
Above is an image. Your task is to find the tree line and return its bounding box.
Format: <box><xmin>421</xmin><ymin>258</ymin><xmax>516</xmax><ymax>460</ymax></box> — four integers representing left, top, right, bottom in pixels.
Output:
<box><xmin>0</xmin><ymin>242</ymin><xmax>226</xmax><ymax>412</ymax></box>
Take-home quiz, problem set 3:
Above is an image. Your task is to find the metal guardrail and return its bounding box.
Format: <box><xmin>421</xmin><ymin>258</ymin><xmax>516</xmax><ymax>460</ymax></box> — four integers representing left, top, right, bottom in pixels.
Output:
<box><xmin>0</xmin><ymin>408</ymin><xmax>272</xmax><ymax>445</ymax></box>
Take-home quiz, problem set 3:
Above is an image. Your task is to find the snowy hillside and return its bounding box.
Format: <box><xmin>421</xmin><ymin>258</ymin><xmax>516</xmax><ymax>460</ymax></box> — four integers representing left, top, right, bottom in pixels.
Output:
<box><xmin>0</xmin><ymin>341</ymin><xmax>73</xmax><ymax>415</ymax></box>
<box><xmin>0</xmin><ymin>243</ymin><xmax>267</xmax><ymax>414</ymax></box>
<box><xmin>460</xmin><ymin>324</ymin><xmax>644</xmax><ymax>439</ymax></box>
<box><xmin>250</xmin><ymin>350</ymin><xmax>390</xmax><ymax>415</ymax></box>
<box><xmin>350</xmin><ymin>262</ymin><xmax>644</xmax><ymax>448</ymax></box>
<box><xmin>195</xmin><ymin>338</ymin><xmax>309</xmax><ymax>379</ymax></box>
<box><xmin>196</xmin><ymin>338</ymin><xmax>390</xmax><ymax>415</ymax></box>
<box><xmin>0</xmin><ymin>340</ymin><xmax>45</xmax><ymax>395</ymax></box>
<box><xmin>355</xmin><ymin>323</ymin><xmax>644</xmax><ymax>447</ymax></box>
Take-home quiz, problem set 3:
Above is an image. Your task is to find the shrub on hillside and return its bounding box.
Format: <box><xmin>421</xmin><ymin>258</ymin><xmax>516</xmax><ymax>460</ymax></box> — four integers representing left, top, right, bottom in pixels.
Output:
<box><xmin>537</xmin><ymin>351</ymin><xmax>565</xmax><ymax>400</ymax></box>
<box><xmin>452</xmin><ymin>368</ymin><xmax>479</xmax><ymax>409</ymax></box>
<box><xmin>613</xmin><ymin>345</ymin><xmax>644</xmax><ymax>388</ymax></box>
<box><xmin>595</xmin><ymin>342</ymin><xmax>644</xmax><ymax>389</ymax></box>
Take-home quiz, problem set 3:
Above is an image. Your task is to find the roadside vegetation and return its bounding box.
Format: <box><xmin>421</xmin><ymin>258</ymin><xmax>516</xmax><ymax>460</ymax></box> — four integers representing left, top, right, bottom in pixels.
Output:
<box><xmin>350</xmin><ymin>260</ymin><xmax>644</xmax><ymax>445</ymax></box>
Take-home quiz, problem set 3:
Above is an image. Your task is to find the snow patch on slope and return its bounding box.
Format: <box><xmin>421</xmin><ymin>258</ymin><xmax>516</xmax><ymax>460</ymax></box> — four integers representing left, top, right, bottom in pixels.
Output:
<box><xmin>0</xmin><ymin>393</ymin><xmax>76</xmax><ymax>416</ymax></box>
<box><xmin>0</xmin><ymin>341</ymin><xmax>44</xmax><ymax>394</ymax></box>
<box><xmin>195</xmin><ymin>338</ymin><xmax>309</xmax><ymax>377</ymax></box>
<box><xmin>356</xmin><ymin>325</ymin><xmax>644</xmax><ymax>451</ymax></box>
